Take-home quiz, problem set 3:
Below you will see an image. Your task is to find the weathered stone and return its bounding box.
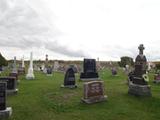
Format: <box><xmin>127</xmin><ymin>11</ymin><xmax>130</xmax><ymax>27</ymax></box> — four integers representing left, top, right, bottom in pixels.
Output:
<box><xmin>81</xmin><ymin>81</ymin><xmax>107</xmax><ymax>104</ymax></box>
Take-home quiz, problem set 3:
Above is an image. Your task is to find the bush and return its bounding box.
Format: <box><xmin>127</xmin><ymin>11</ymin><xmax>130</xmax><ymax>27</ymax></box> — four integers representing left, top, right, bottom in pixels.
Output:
<box><xmin>119</xmin><ymin>56</ymin><xmax>134</xmax><ymax>67</ymax></box>
<box><xmin>0</xmin><ymin>53</ymin><xmax>8</xmax><ymax>67</ymax></box>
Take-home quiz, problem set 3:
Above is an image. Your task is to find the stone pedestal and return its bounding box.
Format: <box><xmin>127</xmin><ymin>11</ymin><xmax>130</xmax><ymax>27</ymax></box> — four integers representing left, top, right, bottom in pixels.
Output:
<box><xmin>7</xmin><ymin>89</ymin><xmax>18</xmax><ymax>95</ymax></box>
<box><xmin>82</xmin><ymin>95</ymin><xmax>107</xmax><ymax>104</ymax></box>
<box><xmin>128</xmin><ymin>82</ymin><xmax>151</xmax><ymax>96</ymax></box>
<box><xmin>0</xmin><ymin>107</ymin><xmax>12</xmax><ymax>119</ymax></box>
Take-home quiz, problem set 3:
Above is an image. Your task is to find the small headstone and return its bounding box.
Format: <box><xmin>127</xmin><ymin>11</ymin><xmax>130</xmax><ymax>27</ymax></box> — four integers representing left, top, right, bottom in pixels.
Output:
<box><xmin>81</xmin><ymin>81</ymin><xmax>107</xmax><ymax>104</ymax></box>
<box><xmin>153</xmin><ymin>73</ymin><xmax>160</xmax><ymax>83</ymax></box>
<box><xmin>46</xmin><ymin>66</ymin><xmax>53</xmax><ymax>76</ymax></box>
<box><xmin>0</xmin><ymin>77</ymin><xmax>18</xmax><ymax>95</ymax></box>
<box><xmin>18</xmin><ymin>57</ymin><xmax>25</xmax><ymax>75</ymax></box>
<box><xmin>80</xmin><ymin>59</ymin><xmax>99</xmax><ymax>81</ymax></box>
<box><xmin>111</xmin><ymin>67</ymin><xmax>117</xmax><ymax>76</ymax></box>
<box><xmin>61</xmin><ymin>67</ymin><xmax>77</xmax><ymax>88</ymax></box>
<box><xmin>128</xmin><ymin>44</ymin><xmax>151</xmax><ymax>96</ymax></box>
<box><xmin>0</xmin><ymin>82</ymin><xmax>12</xmax><ymax>119</ymax></box>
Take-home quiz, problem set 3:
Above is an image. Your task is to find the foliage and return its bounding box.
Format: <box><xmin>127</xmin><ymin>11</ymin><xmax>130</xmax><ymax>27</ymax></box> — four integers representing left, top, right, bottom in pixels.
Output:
<box><xmin>0</xmin><ymin>53</ymin><xmax>8</xmax><ymax>67</ymax></box>
<box><xmin>119</xmin><ymin>56</ymin><xmax>134</xmax><ymax>67</ymax></box>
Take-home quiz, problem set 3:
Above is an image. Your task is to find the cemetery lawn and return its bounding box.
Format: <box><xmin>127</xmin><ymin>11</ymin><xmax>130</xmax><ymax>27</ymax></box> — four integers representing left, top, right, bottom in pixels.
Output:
<box><xmin>6</xmin><ymin>69</ymin><xmax>160</xmax><ymax>120</ymax></box>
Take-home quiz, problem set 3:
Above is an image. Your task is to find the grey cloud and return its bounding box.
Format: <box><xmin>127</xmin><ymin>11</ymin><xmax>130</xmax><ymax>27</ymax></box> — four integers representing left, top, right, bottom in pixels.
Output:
<box><xmin>0</xmin><ymin>0</ymin><xmax>87</xmax><ymax>58</ymax></box>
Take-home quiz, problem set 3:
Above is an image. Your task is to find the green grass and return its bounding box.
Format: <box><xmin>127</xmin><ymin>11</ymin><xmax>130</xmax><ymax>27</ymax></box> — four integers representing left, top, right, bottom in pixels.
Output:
<box><xmin>3</xmin><ymin>68</ymin><xmax>160</xmax><ymax>120</ymax></box>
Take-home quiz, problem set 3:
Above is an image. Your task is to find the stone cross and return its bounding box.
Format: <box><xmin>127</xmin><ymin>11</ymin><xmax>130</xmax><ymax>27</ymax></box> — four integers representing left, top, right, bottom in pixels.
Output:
<box><xmin>138</xmin><ymin>44</ymin><xmax>145</xmax><ymax>55</ymax></box>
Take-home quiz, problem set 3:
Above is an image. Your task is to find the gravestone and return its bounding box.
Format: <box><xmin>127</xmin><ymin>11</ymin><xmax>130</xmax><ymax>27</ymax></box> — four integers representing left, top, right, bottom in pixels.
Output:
<box><xmin>26</xmin><ymin>52</ymin><xmax>35</xmax><ymax>80</ymax></box>
<box><xmin>10</xmin><ymin>56</ymin><xmax>19</xmax><ymax>81</ymax></box>
<box><xmin>128</xmin><ymin>44</ymin><xmax>151</xmax><ymax>96</ymax></box>
<box><xmin>80</xmin><ymin>59</ymin><xmax>99</xmax><ymax>81</ymax></box>
<box><xmin>81</xmin><ymin>81</ymin><xmax>107</xmax><ymax>104</ymax></box>
<box><xmin>0</xmin><ymin>82</ymin><xmax>12</xmax><ymax>119</ymax></box>
<box><xmin>46</xmin><ymin>66</ymin><xmax>53</xmax><ymax>76</ymax></box>
<box><xmin>0</xmin><ymin>77</ymin><xmax>18</xmax><ymax>95</ymax></box>
<box><xmin>69</xmin><ymin>64</ymin><xmax>78</xmax><ymax>73</ymax></box>
<box><xmin>111</xmin><ymin>67</ymin><xmax>117</xmax><ymax>76</ymax></box>
<box><xmin>61</xmin><ymin>67</ymin><xmax>77</xmax><ymax>88</ymax></box>
<box><xmin>153</xmin><ymin>73</ymin><xmax>160</xmax><ymax>83</ymax></box>
<box><xmin>18</xmin><ymin>56</ymin><xmax>25</xmax><ymax>75</ymax></box>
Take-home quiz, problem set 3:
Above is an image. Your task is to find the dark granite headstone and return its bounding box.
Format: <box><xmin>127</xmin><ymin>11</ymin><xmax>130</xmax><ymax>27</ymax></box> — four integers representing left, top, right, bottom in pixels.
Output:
<box><xmin>46</xmin><ymin>66</ymin><xmax>53</xmax><ymax>75</ymax></box>
<box><xmin>0</xmin><ymin>77</ymin><xmax>18</xmax><ymax>95</ymax></box>
<box><xmin>111</xmin><ymin>67</ymin><xmax>117</xmax><ymax>76</ymax></box>
<box><xmin>0</xmin><ymin>82</ymin><xmax>6</xmax><ymax>110</ymax></box>
<box><xmin>80</xmin><ymin>59</ymin><xmax>99</xmax><ymax>81</ymax></box>
<box><xmin>128</xmin><ymin>44</ymin><xmax>151</xmax><ymax>96</ymax></box>
<box><xmin>81</xmin><ymin>81</ymin><xmax>107</xmax><ymax>104</ymax></box>
<box><xmin>61</xmin><ymin>67</ymin><xmax>77</xmax><ymax>88</ymax></box>
<box><xmin>0</xmin><ymin>82</ymin><xmax>12</xmax><ymax>118</ymax></box>
<box><xmin>0</xmin><ymin>67</ymin><xmax>3</xmax><ymax>72</ymax></box>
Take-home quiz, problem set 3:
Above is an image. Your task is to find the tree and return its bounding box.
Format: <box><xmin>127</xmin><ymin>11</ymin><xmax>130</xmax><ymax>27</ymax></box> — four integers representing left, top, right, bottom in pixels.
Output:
<box><xmin>119</xmin><ymin>56</ymin><xmax>134</xmax><ymax>67</ymax></box>
<box><xmin>0</xmin><ymin>53</ymin><xmax>8</xmax><ymax>67</ymax></box>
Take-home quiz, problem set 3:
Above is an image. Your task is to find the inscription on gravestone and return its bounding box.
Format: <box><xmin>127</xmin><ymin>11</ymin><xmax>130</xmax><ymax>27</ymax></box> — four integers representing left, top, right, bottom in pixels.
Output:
<box><xmin>82</xmin><ymin>81</ymin><xmax>107</xmax><ymax>104</ymax></box>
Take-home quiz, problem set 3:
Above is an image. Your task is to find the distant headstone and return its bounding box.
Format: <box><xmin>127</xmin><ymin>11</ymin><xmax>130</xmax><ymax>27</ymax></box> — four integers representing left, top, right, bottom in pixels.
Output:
<box><xmin>0</xmin><ymin>82</ymin><xmax>12</xmax><ymax>119</ymax></box>
<box><xmin>0</xmin><ymin>77</ymin><xmax>18</xmax><ymax>95</ymax></box>
<box><xmin>61</xmin><ymin>67</ymin><xmax>77</xmax><ymax>88</ymax></box>
<box><xmin>81</xmin><ymin>81</ymin><xmax>107</xmax><ymax>104</ymax></box>
<box><xmin>153</xmin><ymin>73</ymin><xmax>160</xmax><ymax>83</ymax></box>
<box><xmin>26</xmin><ymin>52</ymin><xmax>35</xmax><ymax>80</ymax></box>
<box><xmin>80</xmin><ymin>59</ymin><xmax>99</xmax><ymax>81</ymax></box>
<box><xmin>18</xmin><ymin>56</ymin><xmax>25</xmax><ymax>75</ymax></box>
<box><xmin>128</xmin><ymin>44</ymin><xmax>151</xmax><ymax>96</ymax></box>
<box><xmin>46</xmin><ymin>66</ymin><xmax>53</xmax><ymax>76</ymax></box>
<box><xmin>111</xmin><ymin>67</ymin><xmax>117</xmax><ymax>76</ymax></box>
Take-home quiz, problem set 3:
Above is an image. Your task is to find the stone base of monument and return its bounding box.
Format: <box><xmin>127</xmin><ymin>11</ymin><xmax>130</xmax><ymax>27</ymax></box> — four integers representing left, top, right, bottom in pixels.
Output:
<box><xmin>128</xmin><ymin>82</ymin><xmax>151</xmax><ymax>96</ymax></box>
<box><xmin>7</xmin><ymin>89</ymin><xmax>18</xmax><ymax>95</ymax></box>
<box><xmin>80</xmin><ymin>78</ymin><xmax>100</xmax><ymax>82</ymax></box>
<box><xmin>26</xmin><ymin>75</ymin><xmax>35</xmax><ymax>80</ymax></box>
<box><xmin>0</xmin><ymin>107</ymin><xmax>12</xmax><ymax>119</ymax></box>
<box><xmin>61</xmin><ymin>85</ymin><xmax>77</xmax><ymax>88</ymax></box>
<box><xmin>81</xmin><ymin>95</ymin><xmax>107</xmax><ymax>104</ymax></box>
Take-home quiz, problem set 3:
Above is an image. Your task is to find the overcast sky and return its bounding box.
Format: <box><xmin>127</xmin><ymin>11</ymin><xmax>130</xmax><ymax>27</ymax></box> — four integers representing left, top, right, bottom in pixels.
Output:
<box><xmin>0</xmin><ymin>0</ymin><xmax>160</xmax><ymax>61</ymax></box>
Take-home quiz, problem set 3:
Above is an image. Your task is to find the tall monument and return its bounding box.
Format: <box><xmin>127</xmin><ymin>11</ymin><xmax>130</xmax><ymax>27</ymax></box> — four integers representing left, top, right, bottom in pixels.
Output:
<box><xmin>26</xmin><ymin>52</ymin><xmax>35</xmax><ymax>80</ymax></box>
<box><xmin>128</xmin><ymin>44</ymin><xmax>151</xmax><ymax>96</ymax></box>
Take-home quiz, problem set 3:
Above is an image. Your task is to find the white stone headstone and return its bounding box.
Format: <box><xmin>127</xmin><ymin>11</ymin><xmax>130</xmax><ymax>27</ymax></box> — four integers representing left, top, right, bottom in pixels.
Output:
<box><xmin>26</xmin><ymin>52</ymin><xmax>35</xmax><ymax>80</ymax></box>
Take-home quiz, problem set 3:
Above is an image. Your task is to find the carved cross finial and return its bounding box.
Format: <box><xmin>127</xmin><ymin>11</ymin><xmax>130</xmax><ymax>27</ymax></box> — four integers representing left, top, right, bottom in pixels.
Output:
<box><xmin>138</xmin><ymin>44</ymin><xmax>145</xmax><ymax>55</ymax></box>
